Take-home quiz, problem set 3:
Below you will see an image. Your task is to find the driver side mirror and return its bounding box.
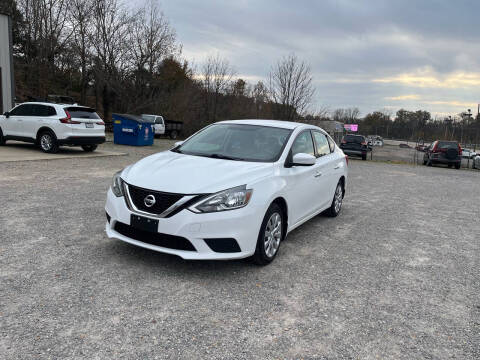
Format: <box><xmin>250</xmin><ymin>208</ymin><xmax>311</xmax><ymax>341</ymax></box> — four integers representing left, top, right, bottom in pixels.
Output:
<box><xmin>3</xmin><ymin>111</ymin><xmax>10</xmax><ymax>118</ymax></box>
<box><xmin>174</xmin><ymin>141</ymin><xmax>184</xmax><ymax>147</ymax></box>
<box><xmin>291</xmin><ymin>153</ymin><xmax>316</xmax><ymax>166</ymax></box>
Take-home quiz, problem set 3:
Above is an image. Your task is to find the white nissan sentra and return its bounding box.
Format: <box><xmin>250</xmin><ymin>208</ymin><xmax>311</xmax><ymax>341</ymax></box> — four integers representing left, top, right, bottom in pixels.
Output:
<box><xmin>105</xmin><ymin>119</ymin><xmax>348</xmax><ymax>264</ymax></box>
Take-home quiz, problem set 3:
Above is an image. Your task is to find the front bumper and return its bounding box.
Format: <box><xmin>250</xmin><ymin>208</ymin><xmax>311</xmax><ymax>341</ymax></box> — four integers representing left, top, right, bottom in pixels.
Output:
<box><xmin>104</xmin><ymin>188</ymin><xmax>262</xmax><ymax>260</ymax></box>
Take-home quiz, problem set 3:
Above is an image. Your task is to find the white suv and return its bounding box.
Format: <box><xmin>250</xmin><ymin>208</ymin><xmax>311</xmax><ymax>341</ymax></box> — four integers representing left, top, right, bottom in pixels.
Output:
<box><xmin>0</xmin><ymin>102</ymin><xmax>106</xmax><ymax>153</ymax></box>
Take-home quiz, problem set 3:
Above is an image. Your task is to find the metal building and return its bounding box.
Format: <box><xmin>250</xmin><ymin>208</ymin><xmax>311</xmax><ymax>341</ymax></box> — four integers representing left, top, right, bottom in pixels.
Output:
<box><xmin>0</xmin><ymin>12</ymin><xmax>14</xmax><ymax>113</ymax></box>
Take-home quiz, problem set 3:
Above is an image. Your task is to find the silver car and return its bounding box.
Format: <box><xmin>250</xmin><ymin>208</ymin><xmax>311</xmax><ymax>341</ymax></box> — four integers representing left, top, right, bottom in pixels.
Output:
<box><xmin>473</xmin><ymin>155</ymin><xmax>480</xmax><ymax>169</ymax></box>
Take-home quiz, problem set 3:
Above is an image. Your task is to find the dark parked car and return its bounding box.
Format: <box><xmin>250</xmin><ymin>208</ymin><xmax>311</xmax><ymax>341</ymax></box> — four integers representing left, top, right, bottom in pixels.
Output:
<box><xmin>423</xmin><ymin>140</ymin><xmax>462</xmax><ymax>169</ymax></box>
<box><xmin>340</xmin><ymin>134</ymin><xmax>369</xmax><ymax>160</ymax></box>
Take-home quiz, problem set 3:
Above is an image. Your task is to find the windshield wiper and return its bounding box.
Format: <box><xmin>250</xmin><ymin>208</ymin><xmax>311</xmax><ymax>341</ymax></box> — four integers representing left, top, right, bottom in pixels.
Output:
<box><xmin>208</xmin><ymin>153</ymin><xmax>245</xmax><ymax>161</ymax></box>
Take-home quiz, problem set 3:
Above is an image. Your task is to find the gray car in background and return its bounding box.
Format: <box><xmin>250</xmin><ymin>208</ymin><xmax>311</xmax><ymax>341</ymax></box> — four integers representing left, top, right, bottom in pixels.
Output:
<box><xmin>423</xmin><ymin>140</ymin><xmax>462</xmax><ymax>169</ymax></box>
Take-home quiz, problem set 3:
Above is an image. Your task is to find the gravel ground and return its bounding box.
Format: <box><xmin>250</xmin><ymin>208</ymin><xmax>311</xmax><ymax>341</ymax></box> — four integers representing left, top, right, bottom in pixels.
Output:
<box><xmin>0</xmin><ymin>140</ymin><xmax>479</xmax><ymax>359</ymax></box>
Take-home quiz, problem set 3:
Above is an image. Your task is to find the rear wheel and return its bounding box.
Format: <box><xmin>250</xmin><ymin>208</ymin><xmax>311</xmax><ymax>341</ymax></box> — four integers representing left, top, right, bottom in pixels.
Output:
<box><xmin>81</xmin><ymin>145</ymin><xmax>97</xmax><ymax>152</ymax></box>
<box><xmin>455</xmin><ymin>163</ymin><xmax>461</xmax><ymax>169</ymax></box>
<box><xmin>253</xmin><ymin>203</ymin><xmax>284</xmax><ymax>265</ymax></box>
<box><xmin>361</xmin><ymin>154</ymin><xmax>367</xmax><ymax>160</ymax></box>
<box><xmin>39</xmin><ymin>131</ymin><xmax>59</xmax><ymax>153</ymax></box>
<box><xmin>169</xmin><ymin>130</ymin><xmax>178</xmax><ymax>139</ymax></box>
<box><xmin>326</xmin><ymin>181</ymin><xmax>344</xmax><ymax>217</ymax></box>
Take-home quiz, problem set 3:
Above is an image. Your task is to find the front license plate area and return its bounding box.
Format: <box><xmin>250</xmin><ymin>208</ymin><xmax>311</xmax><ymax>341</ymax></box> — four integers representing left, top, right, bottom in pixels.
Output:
<box><xmin>85</xmin><ymin>123</ymin><xmax>94</xmax><ymax>128</ymax></box>
<box><xmin>131</xmin><ymin>215</ymin><xmax>158</xmax><ymax>233</ymax></box>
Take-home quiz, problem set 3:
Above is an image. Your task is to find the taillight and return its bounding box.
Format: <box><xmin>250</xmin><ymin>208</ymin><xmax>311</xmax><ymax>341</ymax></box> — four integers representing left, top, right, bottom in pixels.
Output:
<box><xmin>345</xmin><ymin>155</ymin><xmax>349</xmax><ymax>165</ymax></box>
<box><xmin>341</xmin><ymin>139</ymin><xmax>346</xmax><ymax>144</ymax></box>
<box><xmin>59</xmin><ymin>110</ymin><xmax>81</xmax><ymax>124</ymax></box>
<box><xmin>458</xmin><ymin>145</ymin><xmax>462</xmax><ymax>155</ymax></box>
<box><xmin>361</xmin><ymin>141</ymin><xmax>367</xmax><ymax>145</ymax></box>
<box><xmin>96</xmin><ymin>121</ymin><xmax>105</xmax><ymax>126</ymax></box>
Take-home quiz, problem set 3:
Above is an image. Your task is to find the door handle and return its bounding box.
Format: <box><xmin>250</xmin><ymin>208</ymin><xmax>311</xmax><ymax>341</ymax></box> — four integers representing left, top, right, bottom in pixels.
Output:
<box><xmin>334</xmin><ymin>165</ymin><xmax>341</xmax><ymax>169</ymax></box>
<box><xmin>314</xmin><ymin>172</ymin><xmax>322</xmax><ymax>178</ymax></box>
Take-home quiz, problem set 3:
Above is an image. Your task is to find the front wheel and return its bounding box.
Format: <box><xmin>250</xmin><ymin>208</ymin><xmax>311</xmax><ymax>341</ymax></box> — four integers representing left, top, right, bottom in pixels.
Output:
<box><xmin>0</xmin><ymin>128</ymin><xmax>5</xmax><ymax>145</ymax></box>
<box><xmin>326</xmin><ymin>182</ymin><xmax>344</xmax><ymax>217</ymax></box>
<box><xmin>81</xmin><ymin>145</ymin><xmax>97</xmax><ymax>152</ymax></box>
<box><xmin>39</xmin><ymin>131</ymin><xmax>59</xmax><ymax>153</ymax></box>
<box><xmin>253</xmin><ymin>203</ymin><xmax>284</xmax><ymax>265</ymax></box>
<box><xmin>455</xmin><ymin>163</ymin><xmax>461</xmax><ymax>169</ymax></box>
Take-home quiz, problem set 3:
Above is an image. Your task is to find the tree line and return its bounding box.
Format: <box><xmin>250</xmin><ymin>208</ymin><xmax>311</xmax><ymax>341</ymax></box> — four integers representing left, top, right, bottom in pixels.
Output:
<box><xmin>1</xmin><ymin>0</ymin><xmax>315</xmax><ymax>135</ymax></box>
<box><xmin>312</xmin><ymin>107</ymin><xmax>480</xmax><ymax>144</ymax></box>
<box><xmin>1</xmin><ymin>0</ymin><xmax>478</xmax><ymax>143</ymax></box>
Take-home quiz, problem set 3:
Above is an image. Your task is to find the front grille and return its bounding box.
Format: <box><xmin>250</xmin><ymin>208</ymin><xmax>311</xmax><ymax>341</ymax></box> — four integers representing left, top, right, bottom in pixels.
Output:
<box><xmin>127</xmin><ymin>183</ymin><xmax>183</xmax><ymax>215</ymax></box>
<box><xmin>114</xmin><ymin>221</ymin><xmax>196</xmax><ymax>251</ymax></box>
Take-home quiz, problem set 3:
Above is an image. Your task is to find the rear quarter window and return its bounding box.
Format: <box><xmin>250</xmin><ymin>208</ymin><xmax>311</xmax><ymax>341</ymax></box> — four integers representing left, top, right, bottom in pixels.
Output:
<box><xmin>66</xmin><ymin>107</ymin><xmax>100</xmax><ymax>119</ymax></box>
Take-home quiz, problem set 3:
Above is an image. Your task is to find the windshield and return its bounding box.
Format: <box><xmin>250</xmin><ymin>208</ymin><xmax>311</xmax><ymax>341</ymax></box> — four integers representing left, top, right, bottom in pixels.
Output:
<box><xmin>174</xmin><ymin>124</ymin><xmax>292</xmax><ymax>162</ymax></box>
<box><xmin>141</xmin><ymin>115</ymin><xmax>156</xmax><ymax>122</ymax></box>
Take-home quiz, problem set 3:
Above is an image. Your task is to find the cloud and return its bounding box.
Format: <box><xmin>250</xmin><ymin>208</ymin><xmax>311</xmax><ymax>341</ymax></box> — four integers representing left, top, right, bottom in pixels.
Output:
<box><xmin>373</xmin><ymin>67</ymin><xmax>480</xmax><ymax>89</ymax></box>
<box><xmin>385</xmin><ymin>95</ymin><xmax>421</xmax><ymax>101</ymax></box>
<box><xmin>158</xmin><ymin>0</ymin><xmax>480</xmax><ymax>115</ymax></box>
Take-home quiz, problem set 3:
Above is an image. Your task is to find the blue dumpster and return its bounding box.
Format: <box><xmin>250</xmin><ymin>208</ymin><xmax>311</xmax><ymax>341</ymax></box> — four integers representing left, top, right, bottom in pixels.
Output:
<box><xmin>112</xmin><ymin>113</ymin><xmax>154</xmax><ymax>146</ymax></box>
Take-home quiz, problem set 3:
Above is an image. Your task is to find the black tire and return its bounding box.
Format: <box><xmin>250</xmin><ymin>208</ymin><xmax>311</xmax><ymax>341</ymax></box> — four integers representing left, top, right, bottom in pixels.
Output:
<box><xmin>326</xmin><ymin>181</ymin><xmax>344</xmax><ymax>217</ymax></box>
<box><xmin>455</xmin><ymin>163</ymin><xmax>461</xmax><ymax>169</ymax></box>
<box><xmin>38</xmin><ymin>131</ymin><xmax>59</xmax><ymax>153</ymax></box>
<box><xmin>423</xmin><ymin>159</ymin><xmax>427</xmax><ymax>165</ymax></box>
<box><xmin>253</xmin><ymin>203</ymin><xmax>285</xmax><ymax>265</ymax></box>
<box><xmin>170</xmin><ymin>130</ymin><xmax>178</xmax><ymax>139</ymax></box>
<box><xmin>0</xmin><ymin>128</ymin><xmax>5</xmax><ymax>145</ymax></box>
<box><xmin>81</xmin><ymin>145</ymin><xmax>97</xmax><ymax>152</ymax></box>
<box><xmin>362</xmin><ymin>154</ymin><xmax>367</xmax><ymax>161</ymax></box>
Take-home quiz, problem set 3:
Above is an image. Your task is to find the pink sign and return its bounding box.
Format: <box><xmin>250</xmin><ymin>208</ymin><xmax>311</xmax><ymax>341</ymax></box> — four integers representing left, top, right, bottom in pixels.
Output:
<box><xmin>344</xmin><ymin>124</ymin><xmax>358</xmax><ymax>132</ymax></box>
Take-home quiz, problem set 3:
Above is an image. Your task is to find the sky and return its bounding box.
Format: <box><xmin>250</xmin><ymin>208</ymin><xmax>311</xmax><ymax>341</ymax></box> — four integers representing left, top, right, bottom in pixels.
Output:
<box><xmin>159</xmin><ymin>0</ymin><xmax>480</xmax><ymax>118</ymax></box>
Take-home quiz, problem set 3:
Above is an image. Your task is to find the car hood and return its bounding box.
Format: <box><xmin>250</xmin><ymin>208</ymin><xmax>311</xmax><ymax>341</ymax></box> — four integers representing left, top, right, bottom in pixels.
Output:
<box><xmin>121</xmin><ymin>151</ymin><xmax>274</xmax><ymax>194</ymax></box>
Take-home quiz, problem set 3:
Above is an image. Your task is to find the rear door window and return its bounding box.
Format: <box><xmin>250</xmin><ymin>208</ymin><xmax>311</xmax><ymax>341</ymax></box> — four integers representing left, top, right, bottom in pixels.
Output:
<box><xmin>32</xmin><ymin>105</ymin><xmax>57</xmax><ymax>116</ymax></box>
<box><xmin>66</xmin><ymin>107</ymin><xmax>100</xmax><ymax>119</ymax></box>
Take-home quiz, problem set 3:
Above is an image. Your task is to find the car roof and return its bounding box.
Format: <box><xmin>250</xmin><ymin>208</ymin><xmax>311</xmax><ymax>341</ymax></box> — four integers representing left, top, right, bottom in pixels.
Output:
<box><xmin>16</xmin><ymin>102</ymin><xmax>87</xmax><ymax>108</ymax></box>
<box><xmin>217</xmin><ymin>119</ymin><xmax>305</xmax><ymax>130</ymax></box>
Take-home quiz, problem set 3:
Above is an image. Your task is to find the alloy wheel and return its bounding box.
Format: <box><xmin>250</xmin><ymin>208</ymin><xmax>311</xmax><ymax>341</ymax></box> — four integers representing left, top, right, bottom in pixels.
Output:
<box><xmin>40</xmin><ymin>134</ymin><xmax>53</xmax><ymax>151</ymax></box>
<box><xmin>264</xmin><ymin>212</ymin><xmax>282</xmax><ymax>258</ymax></box>
<box><xmin>334</xmin><ymin>184</ymin><xmax>343</xmax><ymax>213</ymax></box>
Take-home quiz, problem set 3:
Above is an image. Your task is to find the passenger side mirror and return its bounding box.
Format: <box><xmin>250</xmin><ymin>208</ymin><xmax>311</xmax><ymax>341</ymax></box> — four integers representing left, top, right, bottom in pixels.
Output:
<box><xmin>3</xmin><ymin>111</ymin><xmax>10</xmax><ymax>118</ymax></box>
<box><xmin>174</xmin><ymin>141</ymin><xmax>184</xmax><ymax>147</ymax></box>
<box><xmin>292</xmin><ymin>153</ymin><xmax>316</xmax><ymax>166</ymax></box>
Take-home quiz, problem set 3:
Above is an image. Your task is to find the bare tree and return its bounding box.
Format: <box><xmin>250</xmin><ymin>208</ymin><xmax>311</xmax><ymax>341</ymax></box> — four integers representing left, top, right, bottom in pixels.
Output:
<box><xmin>252</xmin><ymin>80</ymin><xmax>269</xmax><ymax>118</ymax></box>
<box><xmin>69</xmin><ymin>0</ymin><xmax>94</xmax><ymax>104</ymax></box>
<box><xmin>268</xmin><ymin>53</ymin><xmax>315</xmax><ymax>121</ymax></box>
<box><xmin>129</xmin><ymin>0</ymin><xmax>179</xmax><ymax>75</ymax></box>
<box><xmin>90</xmin><ymin>0</ymin><xmax>133</xmax><ymax>121</ymax></box>
<box><xmin>202</xmin><ymin>54</ymin><xmax>235</xmax><ymax>122</ymax></box>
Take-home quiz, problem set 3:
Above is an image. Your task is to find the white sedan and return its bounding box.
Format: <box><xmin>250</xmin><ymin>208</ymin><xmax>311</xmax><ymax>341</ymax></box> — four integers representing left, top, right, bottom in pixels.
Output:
<box><xmin>105</xmin><ymin>119</ymin><xmax>348</xmax><ymax>264</ymax></box>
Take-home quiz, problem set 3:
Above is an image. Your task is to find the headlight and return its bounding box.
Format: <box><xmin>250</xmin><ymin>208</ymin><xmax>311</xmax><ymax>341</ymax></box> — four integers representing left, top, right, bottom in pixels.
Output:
<box><xmin>189</xmin><ymin>185</ymin><xmax>253</xmax><ymax>213</ymax></box>
<box><xmin>111</xmin><ymin>170</ymin><xmax>124</xmax><ymax>197</ymax></box>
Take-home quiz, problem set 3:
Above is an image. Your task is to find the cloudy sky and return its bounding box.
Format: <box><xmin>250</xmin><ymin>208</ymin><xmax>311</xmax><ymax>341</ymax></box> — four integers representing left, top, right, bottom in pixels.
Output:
<box><xmin>160</xmin><ymin>0</ymin><xmax>480</xmax><ymax>117</ymax></box>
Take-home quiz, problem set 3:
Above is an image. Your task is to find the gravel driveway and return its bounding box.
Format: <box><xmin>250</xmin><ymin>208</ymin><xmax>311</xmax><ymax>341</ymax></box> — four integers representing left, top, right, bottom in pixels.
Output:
<box><xmin>1</xmin><ymin>141</ymin><xmax>479</xmax><ymax>359</ymax></box>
